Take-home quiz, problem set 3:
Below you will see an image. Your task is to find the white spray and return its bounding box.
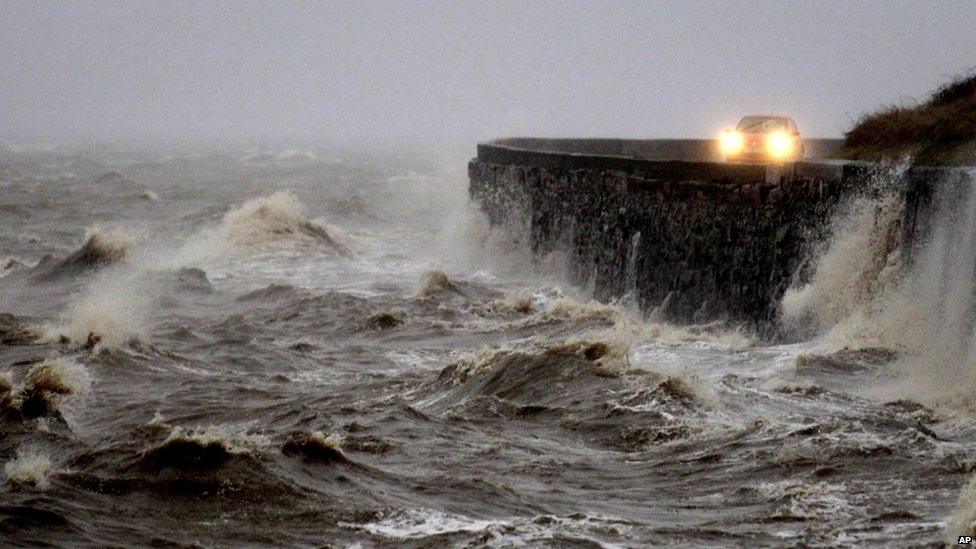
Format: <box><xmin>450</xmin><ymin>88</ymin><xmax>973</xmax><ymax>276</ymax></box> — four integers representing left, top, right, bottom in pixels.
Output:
<box><xmin>784</xmin><ymin>168</ymin><xmax>976</xmax><ymax>412</ymax></box>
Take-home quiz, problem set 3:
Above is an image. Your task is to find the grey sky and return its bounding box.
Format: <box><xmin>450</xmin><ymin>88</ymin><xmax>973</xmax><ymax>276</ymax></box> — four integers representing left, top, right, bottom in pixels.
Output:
<box><xmin>2</xmin><ymin>0</ymin><xmax>974</xmax><ymax>144</ymax></box>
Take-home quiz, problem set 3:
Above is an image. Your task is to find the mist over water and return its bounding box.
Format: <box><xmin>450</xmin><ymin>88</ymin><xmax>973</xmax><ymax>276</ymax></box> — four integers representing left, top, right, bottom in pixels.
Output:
<box><xmin>2</xmin><ymin>144</ymin><xmax>976</xmax><ymax>545</ymax></box>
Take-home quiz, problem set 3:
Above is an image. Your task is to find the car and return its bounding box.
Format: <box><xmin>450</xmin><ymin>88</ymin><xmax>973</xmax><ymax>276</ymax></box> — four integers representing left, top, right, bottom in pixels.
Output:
<box><xmin>720</xmin><ymin>115</ymin><xmax>805</xmax><ymax>163</ymax></box>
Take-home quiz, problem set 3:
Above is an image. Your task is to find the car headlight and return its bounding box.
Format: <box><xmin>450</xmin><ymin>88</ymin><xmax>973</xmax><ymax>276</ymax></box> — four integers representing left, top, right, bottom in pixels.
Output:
<box><xmin>767</xmin><ymin>131</ymin><xmax>793</xmax><ymax>158</ymax></box>
<box><xmin>721</xmin><ymin>132</ymin><xmax>744</xmax><ymax>155</ymax></box>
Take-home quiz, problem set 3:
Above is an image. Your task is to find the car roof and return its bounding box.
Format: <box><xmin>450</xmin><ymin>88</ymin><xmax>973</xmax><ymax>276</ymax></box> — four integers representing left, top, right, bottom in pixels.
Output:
<box><xmin>740</xmin><ymin>115</ymin><xmax>791</xmax><ymax>120</ymax></box>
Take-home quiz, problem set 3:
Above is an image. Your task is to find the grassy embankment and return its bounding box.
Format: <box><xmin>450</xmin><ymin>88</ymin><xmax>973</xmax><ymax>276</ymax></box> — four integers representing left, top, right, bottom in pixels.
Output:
<box><xmin>842</xmin><ymin>72</ymin><xmax>976</xmax><ymax>166</ymax></box>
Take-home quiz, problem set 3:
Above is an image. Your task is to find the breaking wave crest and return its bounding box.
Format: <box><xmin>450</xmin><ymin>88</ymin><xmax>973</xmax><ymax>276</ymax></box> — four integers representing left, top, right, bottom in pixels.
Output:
<box><xmin>32</xmin><ymin>228</ymin><xmax>133</xmax><ymax>281</ymax></box>
<box><xmin>2</xmin><ymin>358</ymin><xmax>90</xmax><ymax>419</ymax></box>
<box><xmin>416</xmin><ymin>336</ymin><xmax>710</xmax><ymax>455</ymax></box>
<box><xmin>422</xmin><ymin>342</ymin><xmax>629</xmax><ymax>420</ymax></box>
<box><xmin>198</xmin><ymin>191</ymin><xmax>351</xmax><ymax>257</ymax></box>
<box><xmin>44</xmin><ymin>267</ymin><xmax>152</xmax><ymax>349</ymax></box>
<box><xmin>281</xmin><ymin>431</ymin><xmax>350</xmax><ymax>464</ymax></box>
<box><xmin>419</xmin><ymin>265</ymin><xmax>754</xmax><ymax>349</ymax></box>
<box><xmin>415</xmin><ymin>269</ymin><xmax>502</xmax><ymax>302</ymax></box>
<box><xmin>4</xmin><ymin>448</ymin><xmax>54</xmax><ymax>489</ymax></box>
<box><xmin>347</xmin><ymin>508</ymin><xmax>634</xmax><ymax>545</ymax></box>
<box><xmin>24</xmin><ymin>358</ymin><xmax>91</xmax><ymax>396</ymax></box>
<box><xmin>416</xmin><ymin>270</ymin><xmax>461</xmax><ymax>299</ymax></box>
<box><xmin>529</xmin><ymin>296</ymin><xmax>754</xmax><ymax>350</ymax></box>
<box><xmin>144</xmin><ymin>425</ymin><xmax>270</xmax><ymax>470</ymax></box>
<box><xmin>17</xmin><ymin>193</ymin><xmax>350</xmax><ymax>351</ymax></box>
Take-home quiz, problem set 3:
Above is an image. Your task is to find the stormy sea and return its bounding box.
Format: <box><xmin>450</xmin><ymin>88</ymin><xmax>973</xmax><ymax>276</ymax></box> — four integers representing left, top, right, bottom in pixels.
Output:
<box><xmin>2</xmin><ymin>142</ymin><xmax>976</xmax><ymax>547</ymax></box>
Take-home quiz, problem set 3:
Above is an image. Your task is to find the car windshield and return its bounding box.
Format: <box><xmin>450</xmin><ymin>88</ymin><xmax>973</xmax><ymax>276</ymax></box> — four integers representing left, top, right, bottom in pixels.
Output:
<box><xmin>736</xmin><ymin>117</ymin><xmax>787</xmax><ymax>133</ymax></box>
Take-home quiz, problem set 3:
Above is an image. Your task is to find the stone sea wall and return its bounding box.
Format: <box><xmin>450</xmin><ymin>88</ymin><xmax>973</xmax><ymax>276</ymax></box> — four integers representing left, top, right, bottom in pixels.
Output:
<box><xmin>468</xmin><ymin>138</ymin><xmax>968</xmax><ymax>330</ymax></box>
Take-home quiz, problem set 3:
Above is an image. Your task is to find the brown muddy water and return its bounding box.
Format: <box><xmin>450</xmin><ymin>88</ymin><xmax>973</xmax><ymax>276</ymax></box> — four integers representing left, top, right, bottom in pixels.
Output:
<box><xmin>1</xmin><ymin>143</ymin><xmax>975</xmax><ymax>547</ymax></box>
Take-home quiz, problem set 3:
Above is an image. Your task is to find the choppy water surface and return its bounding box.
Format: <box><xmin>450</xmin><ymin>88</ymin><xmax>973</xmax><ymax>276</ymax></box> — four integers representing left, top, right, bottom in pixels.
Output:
<box><xmin>1</xmin><ymin>144</ymin><xmax>975</xmax><ymax>546</ymax></box>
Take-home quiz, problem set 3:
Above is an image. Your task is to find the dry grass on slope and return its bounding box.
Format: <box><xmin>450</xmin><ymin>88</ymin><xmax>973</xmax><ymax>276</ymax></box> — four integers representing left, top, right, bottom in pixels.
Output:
<box><xmin>842</xmin><ymin>70</ymin><xmax>976</xmax><ymax>166</ymax></box>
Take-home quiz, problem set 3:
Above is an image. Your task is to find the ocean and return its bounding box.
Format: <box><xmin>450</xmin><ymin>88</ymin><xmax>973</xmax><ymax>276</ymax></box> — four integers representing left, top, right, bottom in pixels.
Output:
<box><xmin>1</xmin><ymin>142</ymin><xmax>974</xmax><ymax>546</ymax></box>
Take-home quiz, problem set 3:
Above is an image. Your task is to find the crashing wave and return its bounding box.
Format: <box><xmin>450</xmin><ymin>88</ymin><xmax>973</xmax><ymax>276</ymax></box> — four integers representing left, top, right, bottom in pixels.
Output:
<box><xmin>362</xmin><ymin>309</ymin><xmax>406</xmax><ymax>330</ymax></box>
<box><xmin>460</xmin><ymin>294</ymin><xmax>618</xmax><ymax>333</ymax></box>
<box><xmin>422</xmin><ymin>341</ymin><xmax>707</xmax><ymax>451</ymax></box>
<box><xmin>782</xmin><ymin>167</ymin><xmax>976</xmax><ymax>413</ymax></box>
<box><xmin>544</xmin><ymin>338</ymin><xmax>630</xmax><ymax>371</ymax></box>
<box><xmin>781</xmin><ymin>192</ymin><xmax>905</xmax><ymax>334</ymax></box>
<box><xmin>32</xmin><ymin>228</ymin><xmax>132</xmax><ymax>281</ymax></box>
<box><xmin>572</xmin><ymin>308</ymin><xmax>754</xmax><ymax>352</ymax></box>
<box><xmin>655</xmin><ymin>376</ymin><xmax>697</xmax><ymax>401</ymax></box>
<box><xmin>15</xmin><ymin>358</ymin><xmax>92</xmax><ymax>419</ymax></box>
<box><xmin>464</xmin><ymin>291</ymin><xmax>754</xmax><ymax>350</ymax></box>
<box><xmin>39</xmin><ymin>266</ymin><xmax>208</xmax><ymax>352</ymax></box>
<box><xmin>25</xmin><ymin>358</ymin><xmax>91</xmax><ymax>395</ymax></box>
<box><xmin>144</xmin><ymin>425</ymin><xmax>269</xmax><ymax>471</ymax></box>
<box><xmin>426</xmin><ymin>338</ymin><xmax>633</xmax><ymax>417</ymax></box>
<box><xmin>2</xmin><ymin>358</ymin><xmax>90</xmax><ymax>420</ymax></box>
<box><xmin>38</xmin><ymin>258</ymin><xmax>205</xmax><ymax>351</ymax></box>
<box><xmin>4</xmin><ymin>449</ymin><xmax>54</xmax><ymax>489</ymax></box>
<box><xmin>345</xmin><ymin>508</ymin><xmax>636</xmax><ymax>545</ymax></box>
<box><xmin>434</xmin><ymin>341</ymin><xmax>624</xmax><ymax>390</ymax></box>
<box><xmin>145</xmin><ymin>434</ymin><xmax>230</xmax><ymax>471</ymax></box>
<box><xmin>764</xmin><ymin>376</ymin><xmax>826</xmax><ymax>396</ymax></box>
<box><xmin>468</xmin><ymin>296</ymin><xmax>534</xmax><ymax>317</ymax></box>
<box><xmin>414</xmin><ymin>270</ymin><xmax>502</xmax><ymax>302</ymax></box>
<box><xmin>533</xmin><ymin>298</ymin><xmax>618</xmax><ymax>324</ymax></box>
<box><xmin>42</xmin><ymin>269</ymin><xmax>151</xmax><ymax>350</ymax></box>
<box><xmin>281</xmin><ymin>431</ymin><xmax>350</xmax><ymax>464</ymax></box>
<box><xmin>415</xmin><ymin>270</ymin><xmax>463</xmax><ymax>300</ymax></box>
<box><xmin>201</xmin><ymin>191</ymin><xmax>351</xmax><ymax>257</ymax></box>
